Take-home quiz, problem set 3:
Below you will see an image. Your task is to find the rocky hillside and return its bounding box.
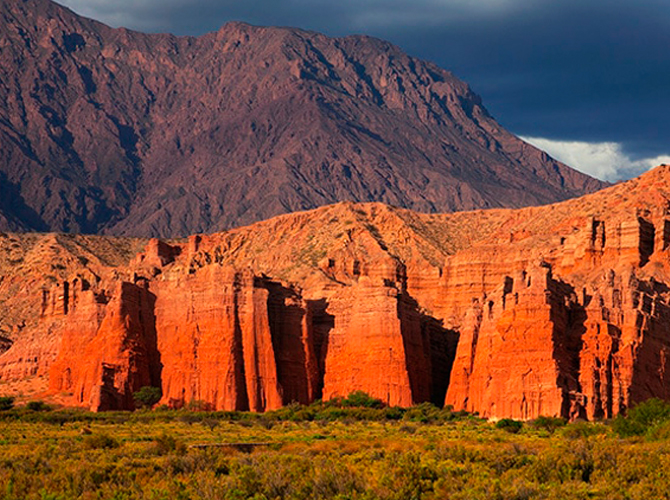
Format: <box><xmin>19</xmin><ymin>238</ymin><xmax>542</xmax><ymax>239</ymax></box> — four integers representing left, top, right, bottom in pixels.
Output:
<box><xmin>0</xmin><ymin>165</ymin><xmax>668</xmax><ymax>419</ymax></box>
<box><xmin>0</xmin><ymin>0</ymin><xmax>605</xmax><ymax>237</ymax></box>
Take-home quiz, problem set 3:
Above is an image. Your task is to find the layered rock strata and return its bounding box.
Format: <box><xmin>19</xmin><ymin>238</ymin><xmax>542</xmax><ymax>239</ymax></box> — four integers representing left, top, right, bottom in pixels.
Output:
<box><xmin>1</xmin><ymin>166</ymin><xmax>670</xmax><ymax>418</ymax></box>
<box><xmin>42</xmin><ymin>243</ymin><xmax>456</xmax><ymax>411</ymax></box>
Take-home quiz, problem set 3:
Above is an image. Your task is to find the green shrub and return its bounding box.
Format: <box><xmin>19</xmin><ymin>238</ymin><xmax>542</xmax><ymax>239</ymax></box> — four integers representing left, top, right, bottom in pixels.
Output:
<box><xmin>201</xmin><ymin>418</ymin><xmax>219</xmax><ymax>430</ymax></box>
<box><xmin>403</xmin><ymin>402</ymin><xmax>442</xmax><ymax>423</ymax></box>
<box><xmin>133</xmin><ymin>386</ymin><xmax>162</xmax><ymax>409</ymax></box>
<box><xmin>177</xmin><ymin>412</ymin><xmax>204</xmax><ymax>425</ymax></box>
<box><xmin>291</xmin><ymin>407</ymin><xmax>318</xmax><ymax>421</ymax></box>
<box><xmin>645</xmin><ymin>420</ymin><xmax>670</xmax><ymax>441</ymax></box>
<box><xmin>399</xmin><ymin>424</ymin><xmax>417</xmax><ymax>434</ymax></box>
<box><xmin>560</xmin><ymin>421</ymin><xmax>609</xmax><ymax>439</ymax></box>
<box><xmin>154</xmin><ymin>433</ymin><xmax>187</xmax><ymax>455</ymax></box>
<box><xmin>83</xmin><ymin>432</ymin><xmax>119</xmax><ymax>449</ymax></box>
<box><xmin>341</xmin><ymin>391</ymin><xmax>384</xmax><ymax>408</ymax></box>
<box><xmin>26</xmin><ymin>400</ymin><xmax>51</xmax><ymax>412</ymax></box>
<box><xmin>384</xmin><ymin>406</ymin><xmax>404</xmax><ymax>420</ymax></box>
<box><xmin>530</xmin><ymin>415</ymin><xmax>566</xmax><ymax>434</ymax></box>
<box><xmin>0</xmin><ymin>396</ymin><xmax>14</xmax><ymax>411</ymax></box>
<box><xmin>496</xmin><ymin>418</ymin><xmax>523</xmax><ymax>434</ymax></box>
<box><xmin>613</xmin><ymin>398</ymin><xmax>670</xmax><ymax>437</ymax></box>
<box><xmin>266</xmin><ymin>402</ymin><xmax>315</xmax><ymax>421</ymax></box>
<box><xmin>185</xmin><ymin>399</ymin><xmax>213</xmax><ymax>411</ymax></box>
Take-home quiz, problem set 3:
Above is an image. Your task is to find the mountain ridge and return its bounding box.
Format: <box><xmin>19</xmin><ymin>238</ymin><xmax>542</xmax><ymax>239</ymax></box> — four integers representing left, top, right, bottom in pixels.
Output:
<box><xmin>0</xmin><ymin>0</ymin><xmax>605</xmax><ymax>237</ymax></box>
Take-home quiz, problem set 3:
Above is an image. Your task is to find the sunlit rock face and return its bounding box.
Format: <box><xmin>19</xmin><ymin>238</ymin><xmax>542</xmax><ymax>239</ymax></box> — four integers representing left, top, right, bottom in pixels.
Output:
<box><xmin>3</xmin><ymin>166</ymin><xmax>670</xmax><ymax>419</ymax></box>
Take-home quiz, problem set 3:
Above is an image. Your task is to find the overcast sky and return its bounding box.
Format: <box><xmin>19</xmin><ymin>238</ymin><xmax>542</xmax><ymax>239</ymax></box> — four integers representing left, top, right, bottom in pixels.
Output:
<box><xmin>57</xmin><ymin>0</ymin><xmax>670</xmax><ymax>182</ymax></box>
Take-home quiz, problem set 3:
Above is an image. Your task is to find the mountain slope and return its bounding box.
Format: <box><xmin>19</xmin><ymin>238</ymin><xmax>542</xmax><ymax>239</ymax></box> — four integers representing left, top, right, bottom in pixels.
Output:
<box><xmin>0</xmin><ymin>0</ymin><xmax>606</xmax><ymax>237</ymax></box>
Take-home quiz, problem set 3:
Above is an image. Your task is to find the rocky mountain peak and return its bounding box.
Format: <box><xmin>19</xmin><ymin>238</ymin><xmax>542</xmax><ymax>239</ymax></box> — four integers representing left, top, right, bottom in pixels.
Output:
<box><xmin>0</xmin><ymin>0</ymin><xmax>606</xmax><ymax>237</ymax></box>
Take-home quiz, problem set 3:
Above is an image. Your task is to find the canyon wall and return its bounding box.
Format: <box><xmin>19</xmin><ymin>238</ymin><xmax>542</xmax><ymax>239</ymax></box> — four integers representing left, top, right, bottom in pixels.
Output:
<box><xmin>3</xmin><ymin>167</ymin><xmax>670</xmax><ymax>418</ymax></box>
<box><xmin>41</xmin><ymin>239</ymin><xmax>457</xmax><ymax>411</ymax></box>
<box><xmin>444</xmin><ymin>214</ymin><xmax>670</xmax><ymax>420</ymax></box>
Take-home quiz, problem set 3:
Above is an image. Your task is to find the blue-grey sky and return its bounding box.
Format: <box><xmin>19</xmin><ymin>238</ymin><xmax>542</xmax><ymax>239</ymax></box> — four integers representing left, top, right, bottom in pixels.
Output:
<box><xmin>57</xmin><ymin>0</ymin><xmax>670</xmax><ymax>181</ymax></box>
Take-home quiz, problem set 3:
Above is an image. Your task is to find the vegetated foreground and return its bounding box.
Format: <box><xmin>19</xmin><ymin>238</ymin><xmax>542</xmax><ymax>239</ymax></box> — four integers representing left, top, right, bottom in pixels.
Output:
<box><xmin>1</xmin><ymin>165</ymin><xmax>670</xmax><ymax>421</ymax></box>
<box><xmin>0</xmin><ymin>0</ymin><xmax>604</xmax><ymax>237</ymax></box>
<box><xmin>1</xmin><ymin>397</ymin><xmax>670</xmax><ymax>500</ymax></box>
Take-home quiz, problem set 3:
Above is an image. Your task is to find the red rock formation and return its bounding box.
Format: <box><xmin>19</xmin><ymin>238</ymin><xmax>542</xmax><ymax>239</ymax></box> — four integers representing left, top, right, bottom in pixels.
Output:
<box><xmin>322</xmin><ymin>277</ymin><xmax>422</xmax><ymax>407</ymax></box>
<box><xmin>0</xmin><ymin>232</ymin><xmax>145</xmax><ymax>394</ymax></box>
<box><xmin>49</xmin><ymin>280</ymin><xmax>160</xmax><ymax>411</ymax></box>
<box><xmin>445</xmin><ymin>265</ymin><xmax>581</xmax><ymax>420</ymax></box>
<box><xmin>41</xmin><ymin>231</ymin><xmax>456</xmax><ymax>411</ymax></box>
<box><xmin>444</xmin><ymin>196</ymin><xmax>670</xmax><ymax>420</ymax></box>
<box><xmin>151</xmin><ymin>267</ymin><xmax>288</xmax><ymax>412</ymax></box>
<box><xmin>3</xmin><ymin>166</ymin><xmax>670</xmax><ymax>419</ymax></box>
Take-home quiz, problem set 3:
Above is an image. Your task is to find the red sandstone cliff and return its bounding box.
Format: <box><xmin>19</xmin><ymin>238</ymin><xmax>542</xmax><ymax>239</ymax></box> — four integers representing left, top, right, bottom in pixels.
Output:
<box><xmin>1</xmin><ymin>166</ymin><xmax>670</xmax><ymax>418</ymax></box>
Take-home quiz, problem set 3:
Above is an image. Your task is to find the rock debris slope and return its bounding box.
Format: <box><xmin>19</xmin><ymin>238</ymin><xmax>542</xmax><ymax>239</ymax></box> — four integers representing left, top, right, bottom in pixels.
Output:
<box><xmin>0</xmin><ymin>165</ymin><xmax>669</xmax><ymax>419</ymax></box>
<box><xmin>0</xmin><ymin>0</ymin><xmax>604</xmax><ymax>237</ymax></box>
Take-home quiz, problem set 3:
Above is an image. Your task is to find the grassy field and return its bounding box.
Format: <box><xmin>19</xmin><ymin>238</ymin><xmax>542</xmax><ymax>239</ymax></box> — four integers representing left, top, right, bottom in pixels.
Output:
<box><xmin>1</xmin><ymin>398</ymin><xmax>670</xmax><ymax>500</ymax></box>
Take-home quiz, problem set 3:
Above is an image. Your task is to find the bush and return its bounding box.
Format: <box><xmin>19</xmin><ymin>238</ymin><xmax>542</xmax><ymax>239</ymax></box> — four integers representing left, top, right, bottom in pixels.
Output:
<box><xmin>645</xmin><ymin>420</ymin><xmax>670</xmax><ymax>441</ymax></box>
<box><xmin>530</xmin><ymin>415</ymin><xmax>566</xmax><ymax>434</ymax></box>
<box><xmin>27</xmin><ymin>400</ymin><xmax>51</xmax><ymax>412</ymax></box>
<box><xmin>133</xmin><ymin>386</ymin><xmax>162</xmax><ymax>409</ymax></box>
<box><xmin>0</xmin><ymin>396</ymin><xmax>14</xmax><ymax>411</ymax></box>
<box><xmin>403</xmin><ymin>402</ymin><xmax>442</xmax><ymax>423</ymax></box>
<box><xmin>613</xmin><ymin>398</ymin><xmax>670</xmax><ymax>437</ymax></box>
<box><xmin>560</xmin><ymin>421</ymin><xmax>609</xmax><ymax>439</ymax></box>
<box><xmin>201</xmin><ymin>418</ymin><xmax>219</xmax><ymax>431</ymax></box>
<box><xmin>496</xmin><ymin>418</ymin><xmax>523</xmax><ymax>434</ymax></box>
<box><xmin>266</xmin><ymin>402</ymin><xmax>315</xmax><ymax>421</ymax></box>
<box><xmin>154</xmin><ymin>433</ymin><xmax>187</xmax><ymax>455</ymax></box>
<box><xmin>185</xmin><ymin>399</ymin><xmax>213</xmax><ymax>411</ymax></box>
<box><xmin>83</xmin><ymin>433</ymin><xmax>119</xmax><ymax>449</ymax></box>
<box><xmin>341</xmin><ymin>391</ymin><xmax>384</xmax><ymax>409</ymax></box>
<box><xmin>384</xmin><ymin>406</ymin><xmax>404</xmax><ymax>420</ymax></box>
<box><xmin>178</xmin><ymin>412</ymin><xmax>206</xmax><ymax>425</ymax></box>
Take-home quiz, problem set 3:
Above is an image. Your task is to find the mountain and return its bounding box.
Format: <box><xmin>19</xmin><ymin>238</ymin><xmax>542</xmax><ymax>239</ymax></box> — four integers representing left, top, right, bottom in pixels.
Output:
<box><xmin>0</xmin><ymin>0</ymin><xmax>605</xmax><ymax>237</ymax></box>
<box><xmin>0</xmin><ymin>164</ymin><xmax>668</xmax><ymax>419</ymax></box>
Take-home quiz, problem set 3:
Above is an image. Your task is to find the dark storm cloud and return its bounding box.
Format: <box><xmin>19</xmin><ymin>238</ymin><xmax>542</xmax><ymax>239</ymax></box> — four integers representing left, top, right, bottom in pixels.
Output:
<box><xmin>385</xmin><ymin>0</ymin><xmax>670</xmax><ymax>159</ymax></box>
<box><xmin>58</xmin><ymin>0</ymin><xmax>670</xmax><ymax>178</ymax></box>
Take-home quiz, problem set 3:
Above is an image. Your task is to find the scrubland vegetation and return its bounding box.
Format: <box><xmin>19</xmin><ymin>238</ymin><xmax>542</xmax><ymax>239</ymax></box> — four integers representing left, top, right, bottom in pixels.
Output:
<box><xmin>2</xmin><ymin>395</ymin><xmax>670</xmax><ymax>499</ymax></box>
